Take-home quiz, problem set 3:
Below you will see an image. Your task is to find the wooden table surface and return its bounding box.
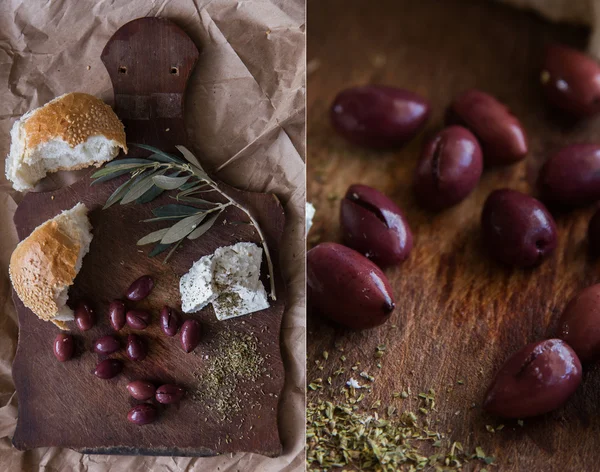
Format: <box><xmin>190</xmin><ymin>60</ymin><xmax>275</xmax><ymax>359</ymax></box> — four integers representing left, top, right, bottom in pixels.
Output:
<box><xmin>307</xmin><ymin>0</ymin><xmax>600</xmax><ymax>470</ymax></box>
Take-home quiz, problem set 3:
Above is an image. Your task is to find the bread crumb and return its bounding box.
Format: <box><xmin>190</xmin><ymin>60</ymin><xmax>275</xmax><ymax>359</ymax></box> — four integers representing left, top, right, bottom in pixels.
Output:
<box><xmin>86</xmin><ymin>65</ymin><xmax>91</xmax><ymax>70</ymax></box>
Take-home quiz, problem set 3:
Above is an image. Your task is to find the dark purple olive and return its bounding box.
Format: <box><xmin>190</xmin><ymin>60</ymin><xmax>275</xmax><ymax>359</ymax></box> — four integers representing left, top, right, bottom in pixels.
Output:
<box><xmin>481</xmin><ymin>189</ymin><xmax>557</xmax><ymax>267</ymax></box>
<box><xmin>127</xmin><ymin>404</ymin><xmax>157</xmax><ymax>425</ymax></box>
<box><xmin>53</xmin><ymin>333</ymin><xmax>74</xmax><ymax>362</ymax></box>
<box><xmin>94</xmin><ymin>335</ymin><xmax>120</xmax><ymax>355</ymax></box>
<box><xmin>484</xmin><ymin>339</ymin><xmax>582</xmax><ymax>418</ymax></box>
<box><xmin>160</xmin><ymin>306</ymin><xmax>180</xmax><ymax>337</ymax></box>
<box><xmin>109</xmin><ymin>300</ymin><xmax>126</xmax><ymax>331</ymax></box>
<box><xmin>307</xmin><ymin>242</ymin><xmax>395</xmax><ymax>330</ymax></box>
<box><xmin>127</xmin><ymin>380</ymin><xmax>156</xmax><ymax>401</ymax></box>
<box><xmin>94</xmin><ymin>359</ymin><xmax>123</xmax><ymax>379</ymax></box>
<box><xmin>414</xmin><ymin>125</ymin><xmax>483</xmax><ymax>210</ymax></box>
<box><xmin>447</xmin><ymin>89</ymin><xmax>527</xmax><ymax>165</ymax></box>
<box><xmin>330</xmin><ymin>85</ymin><xmax>430</xmax><ymax>149</ymax></box>
<box><xmin>126</xmin><ymin>310</ymin><xmax>150</xmax><ymax>330</ymax></box>
<box><xmin>155</xmin><ymin>384</ymin><xmax>185</xmax><ymax>404</ymax></box>
<box><xmin>589</xmin><ymin>208</ymin><xmax>600</xmax><ymax>256</ymax></box>
<box><xmin>340</xmin><ymin>184</ymin><xmax>412</xmax><ymax>267</ymax></box>
<box><xmin>75</xmin><ymin>301</ymin><xmax>95</xmax><ymax>331</ymax></box>
<box><xmin>557</xmin><ymin>284</ymin><xmax>600</xmax><ymax>362</ymax></box>
<box><xmin>126</xmin><ymin>275</ymin><xmax>154</xmax><ymax>301</ymax></box>
<box><xmin>180</xmin><ymin>319</ymin><xmax>201</xmax><ymax>353</ymax></box>
<box><xmin>541</xmin><ymin>44</ymin><xmax>600</xmax><ymax>118</ymax></box>
<box><xmin>538</xmin><ymin>144</ymin><xmax>600</xmax><ymax>207</ymax></box>
<box><xmin>126</xmin><ymin>334</ymin><xmax>147</xmax><ymax>361</ymax></box>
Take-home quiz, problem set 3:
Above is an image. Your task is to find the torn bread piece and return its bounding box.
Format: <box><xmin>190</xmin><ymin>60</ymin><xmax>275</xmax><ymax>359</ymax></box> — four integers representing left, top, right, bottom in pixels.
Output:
<box><xmin>180</xmin><ymin>242</ymin><xmax>270</xmax><ymax>320</ymax></box>
<box><xmin>9</xmin><ymin>203</ymin><xmax>93</xmax><ymax>329</ymax></box>
<box><xmin>6</xmin><ymin>92</ymin><xmax>127</xmax><ymax>192</ymax></box>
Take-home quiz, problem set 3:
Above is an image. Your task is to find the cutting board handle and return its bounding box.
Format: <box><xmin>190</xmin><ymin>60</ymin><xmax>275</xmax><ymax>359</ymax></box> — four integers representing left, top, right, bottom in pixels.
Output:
<box><xmin>101</xmin><ymin>17</ymin><xmax>199</xmax><ymax>150</ymax></box>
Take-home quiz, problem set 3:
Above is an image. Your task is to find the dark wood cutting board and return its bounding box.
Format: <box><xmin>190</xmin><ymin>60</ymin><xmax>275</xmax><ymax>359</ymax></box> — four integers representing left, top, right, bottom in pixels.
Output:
<box><xmin>308</xmin><ymin>0</ymin><xmax>600</xmax><ymax>470</ymax></box>
<box><xmin>11</xmin><ymin>17</ymin><xmax>285</xmax><ymax>457</ymax></box>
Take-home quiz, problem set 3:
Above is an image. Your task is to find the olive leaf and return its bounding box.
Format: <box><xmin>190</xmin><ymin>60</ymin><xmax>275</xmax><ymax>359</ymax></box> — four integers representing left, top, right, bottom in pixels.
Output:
<box><xmin>135</xmin><ymin>185</ymin><xmax>164</xmax><ymax>204</ymax></box>
<box><xmin>176</xmin><ymin>196</ymin><xmax>218</xmax><ymax>205</ymax></box>
<box><xmin>131</xmin><ymin>143</ymin><xmax>184</xmax><ymax>164</ymax></box>
<box><xmin>147</xmin><ymin>152</ymin><xmax>183</xmax><ymax>164</ymax></box>
<box><xmin>121</xmin><ymin>169</ymin><xmax>166</xmax><ymax>205</ymax></box>
<box><xmin>92</xmin><ymin>163</ymin><xmax>144</xmax><ymax>179</ymax></box>
<box><xmin>163</xmin><ymin>237</ymin><xmax>185</xmax><ymax>263</ymax></box>
<box><xmin>106</xmin><ymin>158</ymin><xmax>155</xmax><ymax>167</ymax></box>
<box><xmin>142</xmin><ymin>215</ymin><xmax>188</xmax><ymax>223</ymax></box>
<box><xmin>187</xmin><ymin>212</ymin><xmax>221</xmax><ymax>240</ymax></box>
<box><xmin>148</xmin><ymin>243</ymin><xmax>171</xmax><ymax>257</ymax></box>
<box><xmin>161</xmin><ymin>213</ymin><xmax>207</xmax><ymax>244</ymax></box>
<box><xmin>103</xmin><ymin>175</ymin><xmax>140</xmax><ymax>209</ymax></box>
<box><xmin>91</xmin><ymin>167</ymin><xmax>132</xmax><ymax>185</ymax></box>
<box><xmin>179</xmin><ymin>181</ymin><xmax>201</xmax><ymax>191</ymax></box>
<box><xmin>153</xmin><ymin>175</ymin><xmax>190</xmax><ymax>190</ymax></box>
<box><xmin>152</xmin><ymin>204</ymin><xmax>204</xmax><ymax>218</ymax></box>
<box><xmin>137</xmin><ymin>228</ymin><xmax>170</xmax><ymax>246</ymax></box>
<box><xmin>176</xmin><ymin>145</ymin><xmax>206</xmax><ymax>173</ymax></box>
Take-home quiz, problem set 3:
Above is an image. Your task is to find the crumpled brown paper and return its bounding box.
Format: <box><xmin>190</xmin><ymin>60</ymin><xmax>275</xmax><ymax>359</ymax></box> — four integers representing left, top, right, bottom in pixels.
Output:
<box><xmin>0</xmin><ymin>0</ymin><xmax>305</xmax><ymax>470</ymax></box>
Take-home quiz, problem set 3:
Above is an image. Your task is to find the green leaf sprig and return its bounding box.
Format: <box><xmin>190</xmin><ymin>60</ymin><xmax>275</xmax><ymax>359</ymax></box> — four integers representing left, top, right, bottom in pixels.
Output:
<box><xmin>91</xmin><ymin>144</ymin><xmax>277</xmax><ymax>300</ymax></box>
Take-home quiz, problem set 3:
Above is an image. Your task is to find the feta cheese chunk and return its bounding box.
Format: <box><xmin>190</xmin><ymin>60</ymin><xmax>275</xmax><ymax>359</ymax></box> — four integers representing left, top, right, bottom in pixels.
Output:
<box><xmin>179</xmin><ymin>242</ymin><xmax>270</xmax><ymax>320</ymax></box>
<box><xmin>179</xmin><ymin>254</ymin><xmax>217</xmax><ymax>313</ymax></box>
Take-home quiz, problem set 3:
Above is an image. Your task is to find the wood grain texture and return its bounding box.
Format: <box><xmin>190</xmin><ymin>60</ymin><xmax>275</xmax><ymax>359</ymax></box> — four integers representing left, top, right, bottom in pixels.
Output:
<box><xmin>11</xmin><ymin>17</ymin><xmax>285</xmax><ymax>457</ymax></box>
<box><xmin>307</xmin><ymin>0</ymin><xmax>600</xmax><ymax>470</ymax></box>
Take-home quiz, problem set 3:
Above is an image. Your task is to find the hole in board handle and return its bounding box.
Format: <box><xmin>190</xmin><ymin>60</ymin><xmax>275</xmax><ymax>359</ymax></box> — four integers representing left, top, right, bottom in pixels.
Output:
<box><xmin>170</xmin><ymin>66</ymin><xmax>179</xmax><ymax>76</ymax></box>
<box><xmin>118</xmin><ymin>66</ymin><xmax>127</xmax><ymax>74</ymax></box>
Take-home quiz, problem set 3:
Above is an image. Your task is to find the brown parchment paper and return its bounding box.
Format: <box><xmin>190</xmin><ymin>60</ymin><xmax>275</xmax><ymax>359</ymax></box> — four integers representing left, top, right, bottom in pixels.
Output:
<box><xmin>0</xmin><ymin>0</ymin><xmax>305</xmax><ymax>470</ymax></box>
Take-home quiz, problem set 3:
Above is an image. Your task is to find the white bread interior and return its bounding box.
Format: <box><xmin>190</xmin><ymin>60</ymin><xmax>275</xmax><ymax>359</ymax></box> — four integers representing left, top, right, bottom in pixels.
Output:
<box><xmin>9</xmin><ymin>203</ymin><xmax>93</xmax><ymax>330</ymax></box>
<box><xmin>6</xmin><ymin>93</ymin><xmax>127</xmax><ymax>192</ymax></box>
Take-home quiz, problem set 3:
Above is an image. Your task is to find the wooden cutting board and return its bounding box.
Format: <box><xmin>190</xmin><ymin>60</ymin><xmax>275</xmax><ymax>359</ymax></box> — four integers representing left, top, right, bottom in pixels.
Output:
<box><xmin>308</xmin><ymin>0</ymin><xmax>600</xmax><ymax>470</ymax></box>
<box><xmin>11</xmin><ymin>17</ymin><xmax>285</xmax><ymax>457</ymax></box>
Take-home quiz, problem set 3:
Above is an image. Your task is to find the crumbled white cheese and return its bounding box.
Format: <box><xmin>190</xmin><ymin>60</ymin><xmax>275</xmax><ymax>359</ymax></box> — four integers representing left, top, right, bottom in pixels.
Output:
<box><xmin>346</xmin><ymin>378</ymin><xmax>363</xmax><ymax>389</ymax></box>
<box><xmin>306</xmin><ymin>202</ymin><xmax>315</xmax><ymax>233</ymax></box>
<box><xmin>179</xmin><ymin>242</ymin><xmax>270</xmax><ymax>320</ymax></box>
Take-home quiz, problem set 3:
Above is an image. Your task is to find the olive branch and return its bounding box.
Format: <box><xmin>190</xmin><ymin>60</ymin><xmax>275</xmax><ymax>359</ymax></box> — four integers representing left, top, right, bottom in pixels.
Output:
<box><xmin>90</xmin><ymin>144</ymin><xmax>276</xmax><ymax>301</ymax></box>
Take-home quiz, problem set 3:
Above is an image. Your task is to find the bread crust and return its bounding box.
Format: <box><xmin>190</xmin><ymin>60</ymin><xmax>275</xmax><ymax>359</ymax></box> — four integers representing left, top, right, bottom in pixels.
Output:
<box><xmin>9</xmin><ymin>219</ymin><xmax>80</xmax><ymax>323</ymax></box>
<box><xmin>23</xmin><ymin>92</ymin><xmax>127</xmax><ymax>152</ymax></box>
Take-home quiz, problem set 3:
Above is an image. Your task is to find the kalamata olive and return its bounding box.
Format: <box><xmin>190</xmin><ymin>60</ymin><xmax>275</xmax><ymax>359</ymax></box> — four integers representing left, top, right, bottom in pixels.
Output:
<box><xmin>126</xmin><ymin>334</ymin><xmax>147</xmax><ymax>361</ymax></box>
<box><xmin>340</xmin><ymin>184</ymin><xmax>412</xmax><ymax>267</ymax></box>
<box><xmin>126</xmin><ymin>275</ymin><xmax>154</xmax><ymax>301</ymax></box>
<box><xmin>446</xmin><ymin>89</ymin><xmax>527</xmax><ymax>165</ymax></box>
<box><xmin>538</xmin><ymin>144</ymin><xmax>600</xmax><ymax>207</ymax></box>
<box><xmin>155</xmin><ymin>384</ymin><xmax>185</xmax><ymax>404</ymax></box>
<box><xmin>126</xmin><ymin>310</ymin><xmax>151</xmax><ymax>330</ymax></box>
<box><xmin>307</xmin><ymin>242</ymin><xmax>395</xmax><ymax>330</ymax></box>
<box><xmin>53</xmin><ymin>333</ymin><xmax>74</xmax><ymax>362</ymax></box>
<box><xmin>414</xmin><ymin>125</ymin><xmax>483</xmax><ymax>210</ymax></box>
<box><xmin>481</xmin><ymin>189</ymin><xmax>557</xmax><ymax>267</ymax></box>
<box><xmin>127</xmin><ymin>380</ymin><xmax>156</xmax><ymax>400</ymax></box>
<box><xmin>75</xmin><ymin>301</ymin><xmax>95</xmax><ymax>331</ymax></box>
<box><xmin>330</xmin><ymin>85</ymin><xmax>430</xmax><ymax>149</ymax></box>
<box><xmin>541</xmin><ymin>44</ymin><xmax>600</xmax><ymax>118</ymax></box>
<box><xmin>94</xmin><ymin>358</ymin><xmax>123</xmax><ymax>379</ymax></box>
<box><xmin>180</xmin><ymin>319</ymin><xmax>201</xmax><ymax>353</ymax></box>
<box><xmin>109</xmin><ymin>300</ymin><xmax>126</xmax><ymax>331</ymax></box>
<box><xmin>94</xmin><ymin>335</ymin><xmax>120</xmax><ymax>355</ymax></box>
<box><xmin>127</xmin><ymin>404</ymin><xmax>157</xmax><ymax>425</ymax></box>
<box><xmin>588</xmin><ymin>208</ymin><xmax>600</xmax><ymax>256</ymax></box>
<box><xmin>484</xmin><ymin>339</ymin><xmax>582</xmax><ymax>418</ymax></box>
<box><xmin>160</xmin><ymin>306</ymin><xmax>180</xmax><ymax>337</ymax></box>
<box><xmin>557</xmin><ymin>284</ymin><xmax>600</xmax><ymax>362</ymax></box>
